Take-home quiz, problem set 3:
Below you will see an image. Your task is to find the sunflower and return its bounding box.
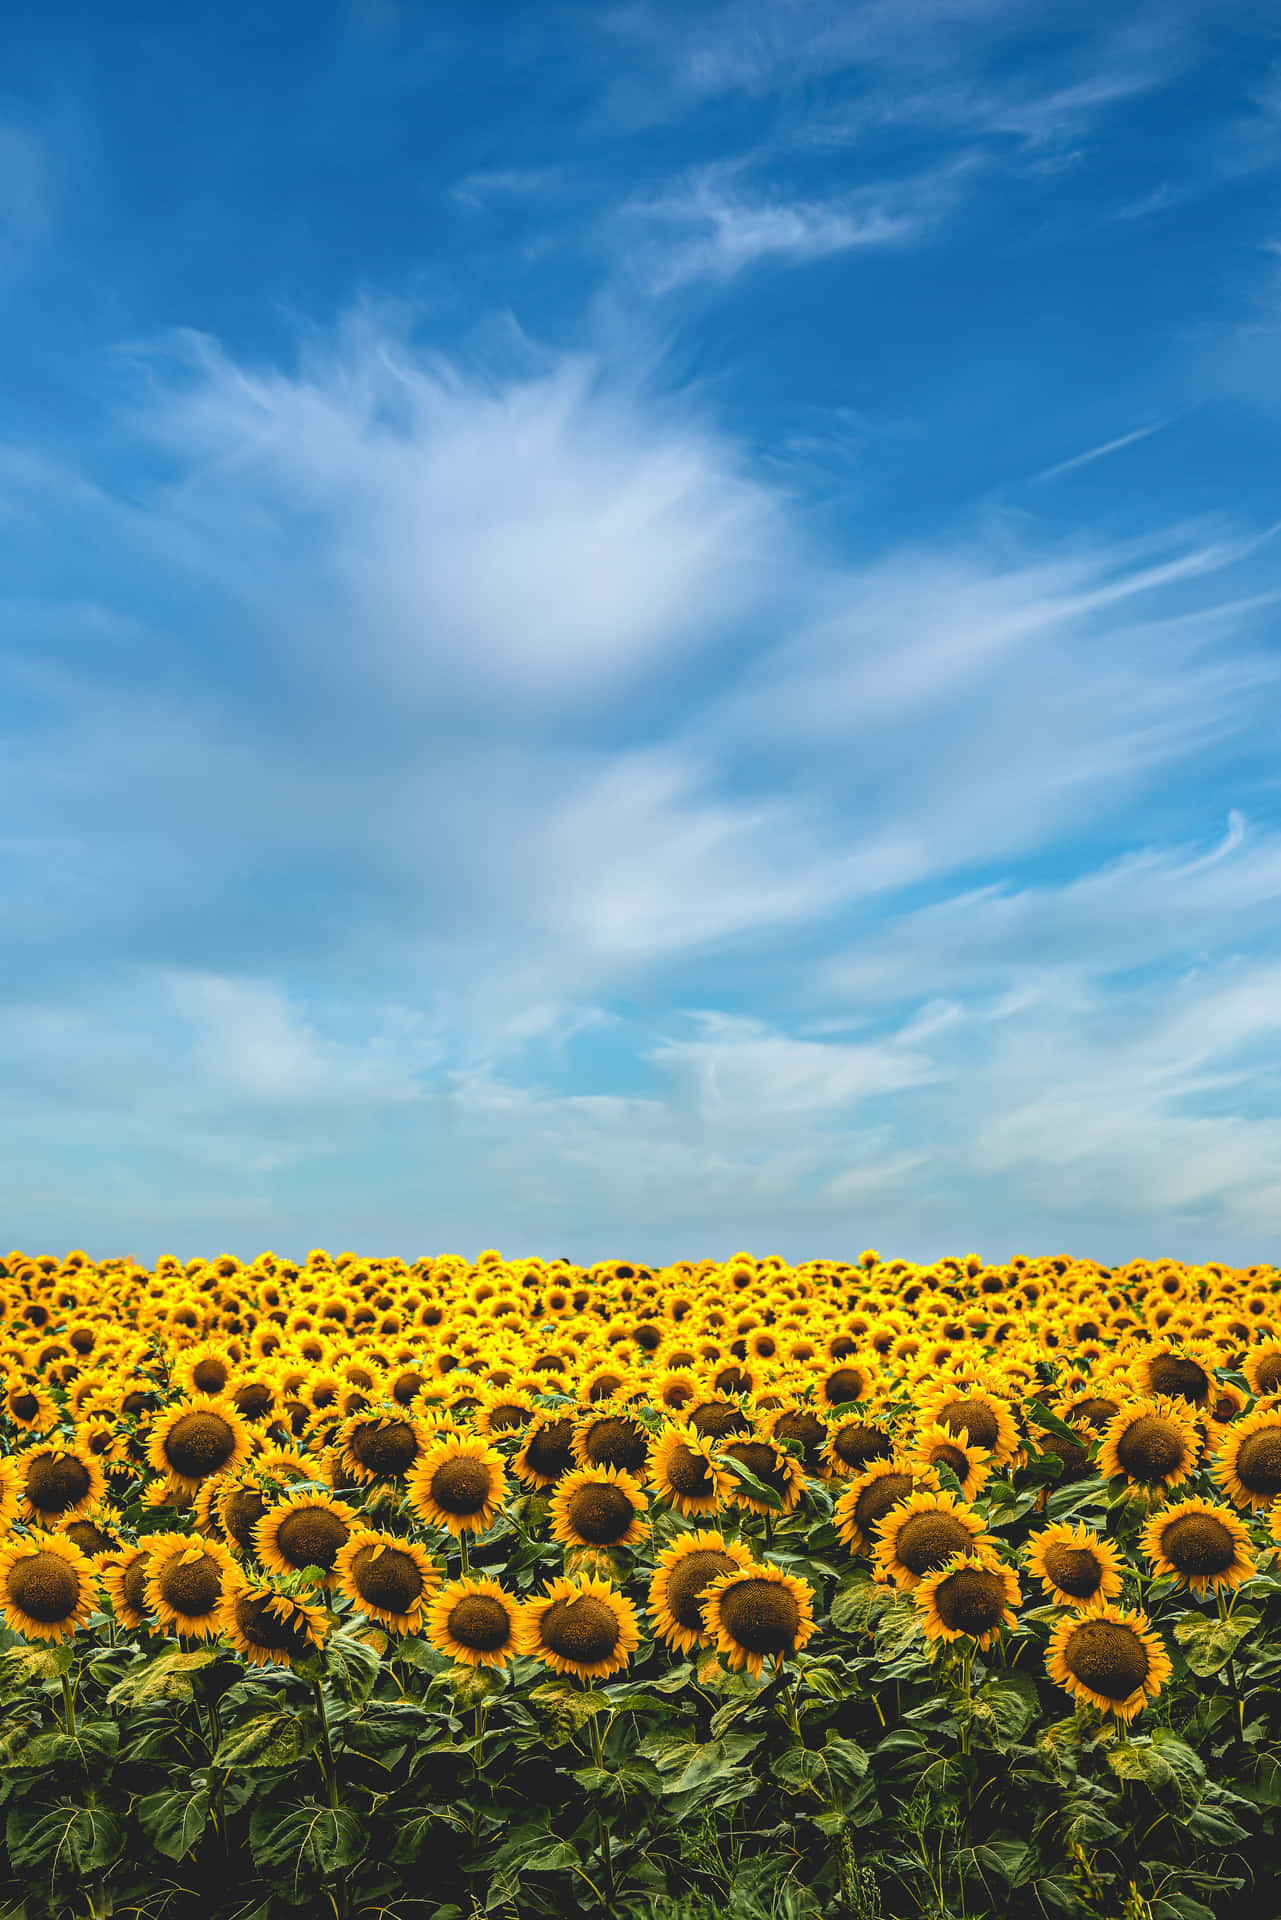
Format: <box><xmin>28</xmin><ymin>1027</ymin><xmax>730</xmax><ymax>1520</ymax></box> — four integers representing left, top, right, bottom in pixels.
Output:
<box><xmin>99</xmin><ymin>1533</ymin><xmax>172</xmax><ymax>1630</ymax></box>
<box><xmin>916</xmin><ymin>1550</ymin><xmax>1021</xmax><ymax>1651</ymax></box>
<box><xmin>1097</xmin><ymin>1396</ymin><xmax>1201</xmax><ymax>1493</ymax></box>
<box><xmin>1025</xmin><ymin>1522</ymin><xmax>1125</xmax><ymax>1608</ymax></box>
<box><xmin>473</xmin><ymin>1385</ymin><xmax>537</xmax><ymax>1441</ymax></box>
<box><xmin>1140</xmin><ymin>1497</ymin><xmax>1256</xmax><ymax>1596</ymax></box>
<box><xmin>520</xmin><ymin>1573</ymin><xmax>640</xmax><ymax>1681</ymax></box>
<box><xmin>146</xmin><ymin>1397</ymin><xmax>254</xmax><ymax>1494</ymax></box>
<box><xmin>408</xmin><ymin>1435</ymin><xmax>509</xmax><ymax>1537</ymax></box>
<box><xmin>0</xmin><ymin>1531</ymin><xmax>98</xmax><ymax>1643</ymax></box>
<box><xmin>821</xmin><ymin>1413</ymin><xmax>894</xmax><ymax>1482</ymax></box>
<box><xmin>0</xmin><ymin>1456</ymin><xmax>22</xmax><ymax>1534</ymax></box>
<box><xmin>218</xmin><ymin>1570</ymin><xmax>329</xmax><ymax>1669</ymax></box>
<box><xmin>905</xmin><ymin>1423</ymin><xmax>993</xmax><ymax>1502</ymax></box>
<box><xmin>1135</xmin><ymin>1340</ymin><xmax>1220</xmax><ymax>1409</ymax></box>
<box><xmin>1212</xmin><ymin>1406</ymin><xmax>1281</xmax><ymax>1511</ymax></box>
<box><xmin>652</xmin><ymin>1369</ymin><xmax>701</xmax><ymax>1417</ymax></box>
<box><xmin>255</xmin><ymin>1490</ymin><xmax>360</xmax><ymax>1585</ymax></box>
<box><xmin>172</xmin><ymin>1340</ymin><xmax>240</xmax><ymax>1400</ymax></box>
<box><xmin>58</xmin><ymin>1503</ymin><xmax>122</xmax><ymax>1565</ymax></box>
<box><xmin>700</xmin><ymin>1564</ymin><xmax>817</xmax><ymax>1677</ymax></box>
<box><xmin>511</xmin><ymin>1412</ymin><xmax>578</xmax><ymax>1490</ymax></box>
<box><xmin>550</xmin><ymin>1466</ymin><xmax>647</xmax><ymax>1549</ymax></box>
<box><xmin>145</xmin><ymin>1536</ymin><xmax>236</xmax><ymax>1640</ymax></box>
<box><xmin>873</xmin><ymin>1490</ymin><xmax>992</xmax><ymax>1591</ymax></box>
<box><xmin>757</xmin><ymin>1402</ymin><xmax>831</xmax><ymax>1478</ymax></box>
<box><xmin>17</xmin><ymin>1441</ymin><xmax>107</xmax><ymax>1526</ymax></box>
<box><xmin>1046</xmin><ymin>1600</ymin><xmax>1171</xmax><ymax>1723</ymax></box>
<box><xmin>335</xmin><ymin>1527</ymin><xmax>442</xmax><ymax>1633</ymax></box>
<box><xmin>815</xmin><ymin>1362</ymin><xmax>875</xmax><ymax>1411</ymax></box>
<box><xmin>338</xmin><ymin>1408</ymin><xmax>427</xmax><ymax>1487</ymax></box>
<box><xmin>647</xmin><ymin>1424</ymin><xmax>731</xmax><ymax>1518</ymax></box>
<box><xmin>4</xmin><ymin>1378</ymin><xmax>57</xmax><ymax>1432</ymax></box>
<box><xmin>1244</xmin><ymin>1343</ymin><xmax>1281</xmax><ymax>1400</ymax></box>
<box><xmin>647</xmin><ymin>1529</ymin><xmax>757</xmax><ymax>1654</ymax></box>
<box><xmin>717</xmin><ymin>1436</ymin><xmax>805</xmax><ymax>1516</ymax></box>
<box><xmin>426</xmin><ymin>1576</ymin><xmax>523</xmax><ymax>1669</ymax></box>
<box><xmin>682</xmin><ymin>1395</ymin><xmax>753</xmax><ymax>1445</ymax></box>
<box><xmin>913</xmin><ymin>1383</ymin><xmax>1020</xmax><ymax>1468</ymax></box>
<box><xmin>834</xmin><ymin>1462</ymin><xmax>939</xmax><ymax>1558</ymax></box>
<box><xmin>571</xmin><ymin>1409</ymin><xmax>652</xmax><ymax>1480</ymax></box>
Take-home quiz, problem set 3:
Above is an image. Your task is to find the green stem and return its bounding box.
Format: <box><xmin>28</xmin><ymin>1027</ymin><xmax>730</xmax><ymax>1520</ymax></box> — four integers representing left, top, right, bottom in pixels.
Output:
<box><xmin>460</xmin><ymin>1531</ymin><xmax>471</xmax><ymax>1577</ymax></box>
<box><xmin>588</xmin><ymin>1711</ymin><xmax>616</xmax><ymax>1917</ymax></box>
<box><xmin>312</xmin><ymin>1676</ymin><xmax>340</xmax><ymax>1812</ymax></box>
<box><xmin>60</xmin><ymin>1669</ymin><xmax>77</xmax><ymax>1737</ymax></box>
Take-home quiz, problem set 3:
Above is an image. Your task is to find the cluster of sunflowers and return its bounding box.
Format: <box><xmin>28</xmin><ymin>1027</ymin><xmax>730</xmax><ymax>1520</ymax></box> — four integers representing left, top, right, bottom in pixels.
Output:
<box><xmin>1</xmin><ymin>1243</ymin><xmax>1280</xmax><ymax>1736</ymax></box>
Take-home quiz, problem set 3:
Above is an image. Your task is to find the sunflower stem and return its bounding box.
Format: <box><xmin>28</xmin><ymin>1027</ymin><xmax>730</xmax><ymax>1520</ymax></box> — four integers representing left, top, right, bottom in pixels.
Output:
<box><xmin>311</xmin><ymin>1675</ymin><xmax>340</xmax><ymax>1813</ymax></box>
<box><xmin>60</xmin><ymin>1668</ymin><xmax>77</xmax><ymax>1737</ymax></box>
<box><xmin>587</xmin><ymin>1709</ymin><xmax>616</xmax><ymax>1916</ymax></box>
<box><xmin>460</xmin><ymin>1531</ymin><xmax>471</xmax><ymax>1577</ymax></box>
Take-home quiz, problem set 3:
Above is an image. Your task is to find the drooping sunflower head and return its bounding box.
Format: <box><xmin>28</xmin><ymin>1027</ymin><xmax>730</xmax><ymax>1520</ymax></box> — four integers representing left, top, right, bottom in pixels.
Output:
<box><xmin>519</xmin><ymin>1572</ymin><xmax>641</xmax><ymax>1680</ymax></box>
<box><xmin>1046</xmin><ymin>1600</ymin><xmax>1172</xmax><ymax>1723</ymax></box>
<box><xmin>1213</xmin><ymin>1407</ymin><xmax>1281</xmax><ymax>1511</ymax></box>
<box><xmin>873</xmin><ymin>1489</ymin><xmax>991</xmax><ymax>1591</ymax></box>
<box><xmin>335</xmin><ymin>1527</ymin><xmax>442</xmax><ymax>1633</ymax></box>
<box><xmin>1025</xmin><ymin>1521</ymin><xmax>1124</xmax><ymax>1608</ymax></box>
<box><xmin>58</xmin><ymin>1501</ymin><xmax>122</xmax><ymax>1566</ymax></box>
<box><xmin>647</xmin><ymin>1529</ymin><xmax>756</xmax><ymax>1654</ymax></box>
<box><xmin>1097</xmin><ymin>1396</ymin><xmax>1201</xmax><ymax>1492</ymax></box>
<box><xmin>426</xmin><ymin>1575</ymin><xmax>523</xmax><ymax>1669</ymax></box>
<box><xmin>682</xmin><ymin>1395</ymin><xmax>753</xmax><ymax>1446</ymax></box>
<box><xmin>0</xmin><ymin>1530</ymin><xmax>98</xmax><ymax>1643</ymax></box>
<box><xmin>407</xmin><ymin>1435</ymin><xmax>509</xmax><ymax>1537</ymax></box>
<box><xmin>905</xmin><ymin>1423</ymin><xmax>993</xmax><ymax>1502</ymax></box>
<box><xmin>571</xmin><ymin>1409</ymin><xmax>652</xmax><ymax>1481</ymax></box>
<box><xmin>255</xmin><ymin>1490</ymin><xmax>359</xmax><ymax>1585</ymax></box>
<box><xmin>145</xmin><ymin>1397</ymin><xmax>254</xmax><ymax>1494</ymax></box>
<box><xmin>915</xmin><ymin>1550</ymin><xmax>1021</xmax><ymax>1650</ymax></box>
<box><xmin>17</xmin><ymin>1441</ymin><xmax>107</xmax><ymax>1525</ymax></box>
<box><xmin>146</xmin><ymin>1536</ymin><xmax>235</xmax><ymax>1640</ymax></box>
<box><xmin>700</xmin><ymin>1564</ymin><xmax>817</xmax><ymax>1677</ymax></box>
<box><xmin>550</xmin><ymin>1466</ymin><xmax>647</xmax><ymax>1549</ymax></box>
<box><xmin>1140</xmin><ymin>1497</ymin><xmax>1256</xmax><ymax>1595</ymax></box>
<box><xmin>218</xmin><ymin>1570</ymin><xmax>329</xmax><ymax>1669</ymax></box>
<box><xmin>833</xmin><ymin>1461</ymin><xmax>939</xmax><ymax>1557</ymax></box>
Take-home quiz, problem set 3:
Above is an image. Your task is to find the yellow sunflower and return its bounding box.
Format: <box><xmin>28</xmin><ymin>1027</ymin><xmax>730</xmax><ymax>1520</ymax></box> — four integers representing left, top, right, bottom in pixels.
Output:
<box><xmin>1135</xmin><ymin>1340</ymin><xmax>1220</xmax><ymax>1409</ymax></box>
<box><xmin>913</xmin><ymin>1382</ymin><xmax>1020</xmax><ymax>1468</ymax></box>
<box><xmin>0</xmin><ymin>1456</ymin><xmax>21</xmax><ymax>1534</ymax></box>
<box><xmin>550</xmin><ymin>1466</ymin><xmax>647</xmax><ymax>1549</ymax></box>
<box><xmin>700</xmin><ymin>1564</ymin><xmax>817</xmax><ymax>1676</ymax></box>
<box><xmin>426</xmin><ymin>1576</ymin><xmax>523</xmax><ymax>1668</ymax></box>
<box><xmin>821</xmin><ymin>1413</ymin><xmax>894</xmax><ymax>1482</ymax></box>
<box><xmin>145</xmin><ymin>1396</ymin><xmax>254</xmax><ymax>1494</ymax></box>
<box><xmin>254</xmin><ymin>1490</ymin><xmax>360</xmax><ymax>1586</ymax></box>
<box><xmin>0</xmin><ymin>1530</ymin><xmax>98</xmax><ymax>1643</ymax></box>
<box><xmin>1140</xmin><ymin>1497</ymin><xmax>1256</xmax><ymax>1596</ymax></box>
<box><xmin>834</xmin><ymin>1462</ymin><xmax>939</xmax><ymax>1558</ymax></box>
<box><xmin>1212</xmin><ymin>1406</ymin><xmax>1281</xmax><ymax>1511</ymax></box>
<box><xmin>99</xmin><ymin>1533</ymin><xmax>172</xmax><ymax>1631</ymax></box>
<box><xmin>57</xmin><ymin>1503</ymin><xmax>122</xmax><ymax>1566</ymax></box>
<box><xmin>473</xmin><ymin>1384</ymin><xmax>537</xmax><ymax>1441</ymax></box>
<box><xmin>218</xmin><ymin>1570</ymin><xmax>329</xmax><ymax>1669</ymax></box>
<box><xmin>4</xmin><ymin>1378</ymin><xmax>58</xmax><ymax>1432</ymax></box>
<box><xmin>335</xmin><ymin>1527</ymin><xmax>442</xmax><ymax>1634</ymax></box>
<box><xmin>717</xmin><ymin>1435</ymin><xmax>805</xmax><ymax>1516</ymax></box>
<box><xmin>873</xmin><ymin>1490</ymin><xmax>992</xmax><ymax>1591</ymax></box>
<box><xmin>146</xmin><ymin>1536</ymin><xmax>236</xmax><ymax>1640</ymax></box>
<box><xmin>171</xmin><ymin>1340</ymin><xmax>240</xmax><ymax>1400</ymax></box>
<box><xmin>571</xmin><ymin>1408</ymin><xmax>653</xmax><ymax>1481</ymax></box>
<box><xmin>905</xmin><ymin>1423</ymin><xmax>993</xmax><ymax>1502</ymax></box>
<box><xmin>915</xmin><ymin>1550</ymin><xmax>1021</xmax><ymax>1651</ymax></box>
<box><xmin>511</xmin><ymin>1411</ymin><xmax>578</xmax><ymax>1490</ymax></box>
<box><xmin>1244</xmin><ymin>1343</ymin><xmax>1281</xmax><ymax>1400</ymax></box>
<box><xmin>338</xmin><ymin>1407</ymin><xmax>427</xmax><ymax>1487</ymax></box>
<box><xmin>647</xmin><ymin>1529</ymin><xmax>757</xmax><ymax>1655</ymax></box>
<box><xmin>407</xmin><ymin>1435</ymin><xmax>509</xmax><ymax>1537</ymax></box>
<box><xmin>1097</xmin><ymin>1396</ymin><xmax>1201</xmax><ymax>1493</ymax></box>
<box><xmin>519</xmin><ymin>1573</ymin><xmax>640</xmax><ymax>1680</ymax></box>
<box><xmin>647</xmin><ymin>1423</ymin><xmax>731</xmax><ymax>1519</ymax></box>
<box><xmin>16</xmin><ymin>1441</ymin><xmax>107</xmax><ymax>1526</ymax></box>
<box><xmin>1046</xmin><ymin>1600</ymin><xmax>1171</xmax><ymax>1723</ymax></box>
<box><xmin>1025</xmin><ymin>1522</ymin><xmax>1125</xmax><ymax>1608</ymax></box>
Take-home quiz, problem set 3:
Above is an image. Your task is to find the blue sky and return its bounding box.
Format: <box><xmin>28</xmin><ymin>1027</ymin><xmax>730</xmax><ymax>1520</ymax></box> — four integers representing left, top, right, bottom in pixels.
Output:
<box><xmin>4</xmin><ymin>0</ymin><xmax>1281</xmax><ymax>1270</ymax></box>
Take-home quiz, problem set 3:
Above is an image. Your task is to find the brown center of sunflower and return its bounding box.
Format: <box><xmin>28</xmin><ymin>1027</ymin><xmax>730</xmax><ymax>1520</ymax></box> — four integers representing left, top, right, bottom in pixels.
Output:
<box><xmin>894</xmin><ymin>1513</ymin><xmax>976</xmax><ymax>1576</ymax></box>
<box><xmin>660</xmin><ymin>1381</ymin><xmax>694</xmax><ymax>1409</ymax></box>
<box><xmin>224</xmin><ymin>1487</ymin><xmax>268</xmax><ymax>1549</ymax></box>
<box><xmin>714</xmin><ymin>1366</ymin><xmax>752</xmax><ymax>1396</ymax></box>
<box><xmin>937</xmin><ymin>1399</ymin><xmax>999</xmax><ymax>1448</ymax></box>
<box><xmin>1212</xmin><ymin>1393</ymin><xmax>1238</xmax><ymax>1422</ymax></box>
<box><xmin>1115</xmin><ymin>1415</ymin><xmax>1185</xmax><ymax>1481</ymax></box>
<box><xmin>275</xmin><ymin>1507</ymin><xmax>350</xmax><ymax>1570</ymax></box>
<box><xmin>715</xmin><ymin>1578</ymin><xmax>801</xmax><ymax>1654</ymax></box>
<box><xmin>1236</xmin><ymin>1428</ymin><xmax>1281</xmax><ymax>1496</ymax></box>
<box><xmin>232</xmin><ymin>1383</ymin><xmax>273</xmax><ymax>1420</ymax></box>
<box><xmin>25</xmin><ymin>1454</ymin><xmax>92</xmax><ymax>1513</ymax></box>
<box><xmin>1064</xmin><ymin>1619</ymin><xmax>1149</xmax><ymax>1701</ymax></box>
<box><xmin>158</xmin><ymin>1553</ymin><xmax>224</xmax><ymax>1616</ymax></box>
<box><xmin>10</xmin><ymin>1393</ymin><xmax>40</xmax><ymax>1422</ymax></box>
<box><xmin>1042</xmin><ymin>1543</ymin><xmax>1104</xmax><ymax>1598</ymax></box>
<box><xmin>1159</xmin><ymin>1512</ymin><xmax>1237</xmax><ymax>1575</ymax></box>
<box><xmin>163</xmin><ymin>1411</ymin><xmax>238</xmax><ymax>1479</ymax></box>
<box><xmin>122</xmin><ymin>1554</ymin><xmax>152</xmax><ymax>1615</ymax></box>
<box><xmin>828</xmin><ymin>1336</ymin><xmax>857</xmax><ymax>1360</ymax></box>
<box><xmin>69</xmin><ymin>1330</ymin><xmax>95</xmax><ymax>1355</ymax></box>
<box><xmin>524</xmin><ymin>1419</ymin><xmax>575</xmax><ymax>1480</ymax></box>
<box><xmin>721</xmin><ymin>1441</ymin><xmax>790</xmax><ymax>1496</ymax></box>
<box><xmin>663</xmin><ymin>1443</ymin><xmax>715</xmax><ymax>1498</ymax></box>
<box><xmin>348</xmin><ymin>1420</ymin><xmax>419</xmax><ymax>1477</ymax></box>
<box><xmin>1254</xmin><ymin>1354</ymin><xmax>1281</xmax><ymax>1396</ymax></box>
<box><xmin>234</xmin><ymin>1593</ymin><xmax>313</xmax><ymax>1655</ymax></box>
<box><xmin>64</xmin><ymin>1522</ymin><xmax>114</xmax><ymax>1556</ymax></box>
<box><xmin>1074</xmin><ymin>1398</ymin><xmax>1121</xmax><ymax>1429</ymax></box>
<box><xmin>933</xmin><ymin>1566</ymin><xmax>1007</xmax><ymax>1635</ymax></box>
<box><xmin>539</xmin><ymin>1595</ymin><xmax>621</xmax><ymax>1664</ymax></box>
<box><xmin>447</xmin><ymin>1594</ymin><xmax>512</xmax><ymax>1651</ymax></box>
<box><xmin>1147</xmin><ymin>1356</ymin><xmax>1210</xmax><ymax>1403</ymax></box>
<box><xmin>688</xmin><ymin>1403</ymin><xmax>751</xmax><ymax>1442</ymax></box>
<box><xmin>564</xmin><ymin>1483</ymin><xmax>635</xmax><ymax>1545</ymax></box>
<box><xmin>483</xmin><ymin>1403</ymin><xmax>525</xmax><ymax>1434</ymax></box>
<box><xmin>429</xmin><ymin>1458</ymin><xmax>494</xmax><ymax>1516</ymax></box>
<box><xmin>832</xmin><ymin>1423</ymin><xmax>891</xmax><ymax>1470</ymax></box>
<box><xmin>7</xmin><ymin>1552</ymin><xmax>80</xmax><ymax>1624</ymax></box>
<box><xmin>665</xmin><ymin>1549</ymin><xmax>737</xmax><ymax>1629</ymax></box>
<box><xmin>1036</xmin><ymin>1433</ymin><xmax>1092</xmax><ymax>1477</ymax></box>
<box><xmin>588</xmin><ymin>1374</ymin><xmax>625</xmax><ymax>1402</ymax></box>
<box><xmin>580</xmin><ymin>1417</ymin><xmax>648</xmax><ymax>1473</ymax></box>
<box><xmin>822</xmin><ymin>1367</ymin><xmax>866</xmax><ymax>1405</ymax></box>
<box><xmin>351</xmin><ymin>1544</ymin><xmax>425</xmax><ymax>1612</ymax></box>
<box><xmin>771</xmin><ymin>1411</ymin><xmax>827</xmax><ymax>1470</ymax></box>
<box><xmin>192</xmin><ymin>1357</ymin><xmax>231</xmax><ymax>1393</ymax></box>
<box><xmin>392</xmin><ymin>1371</ymin><xmax>426</xmax><ymax>1406</ymax></box>
<box><xmin>853</xmin><ymin>1471</ymin><xmax>915</xmax><ymax>1537</ymax></box>
<box><xmin>932</xmin><ymin>1444</ymin><xmax>971</xmax><ymax>1479</ymax></box>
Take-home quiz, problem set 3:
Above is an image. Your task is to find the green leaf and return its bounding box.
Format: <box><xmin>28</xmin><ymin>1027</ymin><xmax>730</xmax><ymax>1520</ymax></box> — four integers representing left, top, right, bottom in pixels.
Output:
<box><xmin>250</xmin><ymin>1801</ymin><xmax>365</xmax><ymax>1898</ymax></box>
<box><xmin>6</xmin><ymin>1719</ymin><xmax>118</xmax><ymax>1784</ymax></box>
<box><xmin>1025</xmin><ymin>1400</ymin><xmax>1085</xmax><ymax>1448</ymax></box>
<box><xmin>106</xmin><ymin>1645</ymin><xmax>220</xmax><ymax>1709</ymax></box>
<box><xmin>830</xmin><ymin>1580</ymin><xmax>895</xmax><ymax>1636</ymax></box>
<box><xmin>324</xmin><ymin>1628</ymin><xmax>382</xmax><ymax>1705</ymax></box>
<box><xmin>5</xmin><ymin>1804</ymin><xmax>124</xmax><ymax>1887</ymax></box>
<box><xmin>972</xmin><ymin>1675</ymin><xmax>1038</xmax><ymax>1751</ymax></box>
<box><xmin>214</xmin><ymin>1709</ymin><xmax>320</xmax><ymax>1769</ymax></box>
<box><xmin>136</xmin><ymin>1786</ymin><xmax>211</xmax><ymax>1862</ymax></box>
<box><xmin>717</xmin><ymin>1454</ymin><xmax>784</xmax><ymax>1510</ymax></box>
<box><xmin>1172</xmin><ymin>1611</ymin><xmax>1255</xmax><ymax>1678</ymax></box>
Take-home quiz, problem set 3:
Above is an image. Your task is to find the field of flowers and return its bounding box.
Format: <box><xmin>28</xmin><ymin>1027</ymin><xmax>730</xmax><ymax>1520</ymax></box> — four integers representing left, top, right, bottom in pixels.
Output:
<box><xmin>1</xmin><ymin>1245</ymin><xmax>1279</xmax><ymax>1920</ymax></box>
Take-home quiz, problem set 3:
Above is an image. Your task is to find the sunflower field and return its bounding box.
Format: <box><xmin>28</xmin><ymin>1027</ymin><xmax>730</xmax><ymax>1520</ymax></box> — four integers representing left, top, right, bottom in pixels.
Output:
<box><xmin>2</xmin><ymin>1247</ymin><xmax>1280</xmax><ymax>1920</ymax></box>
